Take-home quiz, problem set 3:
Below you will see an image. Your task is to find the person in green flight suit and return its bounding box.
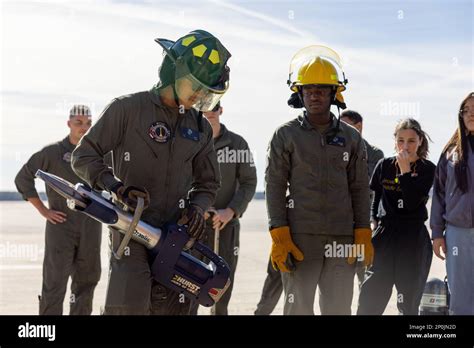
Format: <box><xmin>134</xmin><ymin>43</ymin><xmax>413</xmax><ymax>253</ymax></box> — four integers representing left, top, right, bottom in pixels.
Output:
<box><xmin>15</xmin><ymin>104</ymin><xmax>102</xmax><ymax>315</ymax></box>
<box><xmin>71</xmin><ymin>30</ymin><xmax>232</xmax><ymax>315</ymax></box>
<box><xmin>201</xmin><ymin>102</ymin><xmax>257</xmax><ymax>315</ymax></box>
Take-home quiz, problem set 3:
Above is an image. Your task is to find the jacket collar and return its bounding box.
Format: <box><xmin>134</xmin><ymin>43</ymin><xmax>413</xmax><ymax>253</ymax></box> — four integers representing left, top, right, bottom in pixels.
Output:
<box><xmin>60</xmin><ymin>136</ymin><xmax>75</xmax><ymax>152</ymax></box>
<box><xmin>148</xmin><ymin>87</ymin><xmax>197</xmax><ymax>121</ymax></box>
<box><xmin>298</xmin><ymin>112</ymin><xmax>338</xmax><ymax>132</ymax></box>
<box><xmin>215</xmin><ymin>123</ymin><xmax>232</xmax><ymax>149</ymax></box>
<box><xmin>148</xmin><ymin>86</ymin><xmax>168</xmax><ymax>108</ymax></box>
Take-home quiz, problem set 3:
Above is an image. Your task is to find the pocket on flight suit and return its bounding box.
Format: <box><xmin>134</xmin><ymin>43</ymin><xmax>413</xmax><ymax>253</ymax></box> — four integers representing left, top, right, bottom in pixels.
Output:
<box><xmin>180</xmin><ymin>129</ymin><xmax>208</xmax><ymax>164</ymax></box>
<box><xmin>329</xmin><ymin>149</ymin><xmax>349</xmax><ymax>170</ymax></box>
<box><xmin>326</xmin><ymin>148</ymin><xmax>351</xmax><ymax>224</ymax></box>
<box><xmin>178</xmin><ymin>133</ymin><xmax>206</xmax><ymax>195</ymax></box>
<box><xmin>179</xmin><ymin>158</ymin><xmax>193</xmax><ymax>194</ymax></box>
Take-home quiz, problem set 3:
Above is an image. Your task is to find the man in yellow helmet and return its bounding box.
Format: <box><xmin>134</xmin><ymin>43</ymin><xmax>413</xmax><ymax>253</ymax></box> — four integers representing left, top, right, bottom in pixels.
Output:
<box><xmin>265</xmin><ymin>46</ymin><xmax>373</xmax><ymax>315</ymax></box>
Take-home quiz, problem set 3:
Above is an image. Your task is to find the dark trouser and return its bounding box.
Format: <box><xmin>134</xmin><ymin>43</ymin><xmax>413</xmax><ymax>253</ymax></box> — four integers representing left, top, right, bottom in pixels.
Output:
<box><xmin>196</xmin><ymin>222</ymin><xmax>239</xmax><ymax>315</ymax></box>
<box><xmin>103</xmin><ymin>228</ymin><xmax>196</xmax><ymax>315</ymax></box>
<box><xmin>357</xmin><ymin>219</ymin><xmax>432</xmax><ymax>315</ymax></box>
<box><xmin>254</xmin><ymin>257</ymin><xmax>283</xmax><ymax>315</ymax></box>
<box><xmin>40</xmin><ymin>222</ymin><xmax>102</xmax><ymax>315</ymax></box>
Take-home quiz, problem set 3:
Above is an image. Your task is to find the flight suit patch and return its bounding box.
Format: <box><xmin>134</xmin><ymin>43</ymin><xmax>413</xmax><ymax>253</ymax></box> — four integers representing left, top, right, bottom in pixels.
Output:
<box><xmin>62</xmin><ymin>152</ymin><xmax>72</xmax><ymax>163</ymax></box>
<box><xmin>148</xmin><ymin>122</ymin><xmax>171</xmax><ymax>143</ymax></box>
<box><xmin>181</xmin><ymin>127</ymin><xmax>200</xmax><ymax>142</ymax></box>
<box><xmin>328</xmin><ymin>136</ymin><xmax>346</xmax><ymax>147</ymax></box>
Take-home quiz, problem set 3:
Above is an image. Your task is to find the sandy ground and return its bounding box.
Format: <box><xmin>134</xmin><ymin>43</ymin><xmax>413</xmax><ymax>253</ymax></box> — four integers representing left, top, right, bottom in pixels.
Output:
<box><xmin>0</xmin><ymin>200</ymin><xmax>446</xmax><ymax>315</ymax></box>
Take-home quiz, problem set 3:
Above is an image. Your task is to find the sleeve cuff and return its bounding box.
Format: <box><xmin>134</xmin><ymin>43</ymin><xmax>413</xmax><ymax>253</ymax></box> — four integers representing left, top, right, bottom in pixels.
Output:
<box><xmin>190</xmin><ymin>193</ymin><xmax>214</xmax><ymax>212</ymax></box>
<box><xmin>21</xmin><ymin>190</ymin><xmax>40</xmax><ymax>201</ymax></box>
<box><xmin>98</xmin><ymin>171</ymin><xmax>122</xmax><ymax>192</ymax></box>
<box><xmin>431</xmin><ymin>228</ymin><xmax>445</xmax><ymax>239</ymax></box>
<box><xmin>268</xmin><ymin>219</ymin><xmax>289</xmax><ymax>230</ymax></box>
<box><xmin>398</xmin><ymin>172</ymin><xmax>413</xmax><ymax>184</ymax></box>
<box><xmin>354</xmin><ymin>222</ymin><xmax>371</xmax><ymax>229</ymax></box>
<box><xmin>227</xmin><ymin>201</ymin><xmax>241</xmax><ymax>218</ymax></box>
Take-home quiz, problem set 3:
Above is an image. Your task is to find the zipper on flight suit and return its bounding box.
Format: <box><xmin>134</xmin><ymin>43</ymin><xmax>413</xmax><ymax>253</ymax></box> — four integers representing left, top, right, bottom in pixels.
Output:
<box><xmin>163</xmin><ymin>111</ymin><xmax>184</xmax><ymax>216</ymax></box>
<box><xmin>313</xmin><ymin>129</ymin><xmax>328</xmax><ymax>234</ymax></box>
<box><xmin>320</xmin><ymin>129</ymin><xmax>330</xmax><ymax>235</ymax></box>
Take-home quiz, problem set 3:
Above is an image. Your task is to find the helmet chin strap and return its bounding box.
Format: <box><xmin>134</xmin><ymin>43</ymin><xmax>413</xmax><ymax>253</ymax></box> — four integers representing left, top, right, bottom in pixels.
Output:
<box><xmin>332</xmin><ymin>87</ymin><xmax>342</xmax><ymax>133</ymax></box>
<box><xmin>332</xmin><ymin>88</ymin><xmax>340</xmax><ymax>115</ymax></box>
<box><xmin>172</xmin><ymin>84</ymin><xmax>181</xmax><ymax>109</ymax></box>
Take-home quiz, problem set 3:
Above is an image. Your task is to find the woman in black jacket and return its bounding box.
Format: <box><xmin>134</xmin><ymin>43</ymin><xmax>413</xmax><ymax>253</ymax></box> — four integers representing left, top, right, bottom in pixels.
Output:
<box><xmin>357</xmin><ymin>118</ymin><xmax>436</xmax><ymax>315</ymax></box>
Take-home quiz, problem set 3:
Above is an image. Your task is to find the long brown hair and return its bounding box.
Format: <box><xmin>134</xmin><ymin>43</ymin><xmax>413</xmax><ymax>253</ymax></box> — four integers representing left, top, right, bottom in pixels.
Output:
<box><xmin>442</xmin><ymin>92</ymin><xmax>474</xmax><ymax>193</ymax></box>
<box><xmin>394</xmin><ymin>118</ymin><xmax>431</xmax><ymax>160</ymax></box>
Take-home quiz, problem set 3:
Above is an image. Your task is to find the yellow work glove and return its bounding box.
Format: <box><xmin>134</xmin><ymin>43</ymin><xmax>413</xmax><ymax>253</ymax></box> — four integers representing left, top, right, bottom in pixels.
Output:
<box><xmin>270</xmin><ymin>226</ymin><xmax>304</xmax><ymax>272</ymax></box>
<box><xmin>348</xmin><ymin>227</ymin><xmax>374</xmax><ymax>267</ymax></box>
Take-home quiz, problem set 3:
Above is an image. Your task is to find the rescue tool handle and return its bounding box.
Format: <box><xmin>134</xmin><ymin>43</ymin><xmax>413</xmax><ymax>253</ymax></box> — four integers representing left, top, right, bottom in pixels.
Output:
<box><xmin>206</xmin><ymin>207</ymin><xmax>220</xmax><ymax>316</ymax></box>
<box><xmin>113</xmin><ymin>197</ymin><xmax>145</xmax><ymax>260</ymax></box>
<box><xmin>193</xmin><ymin>240</ymin><xmax>226</xmax><ymax>268</ymax></box>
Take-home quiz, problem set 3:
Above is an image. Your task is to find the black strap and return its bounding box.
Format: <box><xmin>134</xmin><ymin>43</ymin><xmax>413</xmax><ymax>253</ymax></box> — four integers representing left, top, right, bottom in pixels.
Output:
<box><xmin>197</xmin><ymin>111</ymin><xmax>203</xmax><ymax>132</ymax></box>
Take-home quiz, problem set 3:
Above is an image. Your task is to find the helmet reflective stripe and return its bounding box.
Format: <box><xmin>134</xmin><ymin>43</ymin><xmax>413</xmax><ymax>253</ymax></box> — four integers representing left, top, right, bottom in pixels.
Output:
<box><xmin>420</xmin><ymin>293</ymin><xmax>448</xmax><ymax>307</ymax></box>
<box><xmin>181</xmin><ymin>35</ymin><xmax>196</xmax><ymax>47</ymax></box>
<box><xmin>69</xmin><ymin>105</ymin><xmax>91</xmax><ymax>117</ymax></box>
<box><xmin>208</xmin><ymin>50</ymin><xmax>220</xmax><ymax>64</ymax></box>
<box><xmin>419</xmin><ymin>277</ymin><xmax>450</xmax><ymax>315</ymax></box>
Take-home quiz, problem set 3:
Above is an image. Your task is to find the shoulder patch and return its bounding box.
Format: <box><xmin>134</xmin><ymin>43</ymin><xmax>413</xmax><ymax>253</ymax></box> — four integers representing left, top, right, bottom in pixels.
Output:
<box><xmin>148</xmin><ymin>122</ymin><xmax>171</xmax><ymax>143</ymax></box>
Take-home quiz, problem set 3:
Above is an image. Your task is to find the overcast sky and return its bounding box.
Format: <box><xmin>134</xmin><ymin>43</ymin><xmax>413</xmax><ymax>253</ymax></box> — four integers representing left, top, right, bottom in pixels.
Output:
<box><xmin>1</xmin><ymin>0</ymin><xmax>473</xmax><ymax>191</ymax></box>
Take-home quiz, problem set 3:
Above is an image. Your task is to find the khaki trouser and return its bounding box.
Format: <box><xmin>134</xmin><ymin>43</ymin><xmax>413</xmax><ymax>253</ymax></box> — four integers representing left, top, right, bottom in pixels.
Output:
<box><xmin>203</xmin><ymin>222</ymin><xmax>239</xmax><ymax>315</ymax></box>
<box><xmin>103</xmin><ymin>228</ymin><xmax>195</xmax><ymax>315</ymax></box>
<box><xmin>40</xmin><ymin>222</ymin><xmax>101</xmax><ymax>315</ymax></box>
<box><xmin>254</xmin><ymin>257</ymin><xmax>283</xmax><ymax>315</ymax></box>
<box><xmin>281</xmin><ymin>234</ymin><xmax>356</xmax><ymax>315</ymax></box>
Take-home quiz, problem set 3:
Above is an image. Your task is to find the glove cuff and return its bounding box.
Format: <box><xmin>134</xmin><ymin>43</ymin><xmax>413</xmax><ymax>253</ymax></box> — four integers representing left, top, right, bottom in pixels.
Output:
<box><xmin>354</xmin><ymin>228</ymin><xmax>372</xmax><ymax>242</ymax></box>
<box><xmin>270</xmin><ymin>226</ymin><xmax>291</xmax><ymax>243</ymax></box>
<box><xmin>190</xmin><ymin>204</ymin><xmax>204</xmax><ymax>214</ymax></box>
<box><xmin>110</xmin><ymin>181</ymin><xmax>124</xmax><ymax>195</ymax></box>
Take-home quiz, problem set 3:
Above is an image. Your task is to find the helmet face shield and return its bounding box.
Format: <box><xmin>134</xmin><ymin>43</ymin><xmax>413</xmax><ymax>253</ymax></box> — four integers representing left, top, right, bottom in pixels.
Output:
<box><xmin>175</xmin><ymin>73</ymin><xmax>228</xmax><ymax>112</ymax></box>
<box><xmin>155</xmin><ymin>30</ymin><xmax>231</xmax><ymax>112</ymax></box>
<box><xmin>288</xmin><ymin>45</ymin><xmax>346</xmax><ymax>92</ymax></box>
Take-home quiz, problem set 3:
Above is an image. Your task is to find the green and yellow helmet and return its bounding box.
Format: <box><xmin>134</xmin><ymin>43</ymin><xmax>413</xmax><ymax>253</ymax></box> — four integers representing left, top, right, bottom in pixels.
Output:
<box><xmin>155</xmin><ymin>30</ymin><xmax>231</xmax><ymax>111</ymax></box>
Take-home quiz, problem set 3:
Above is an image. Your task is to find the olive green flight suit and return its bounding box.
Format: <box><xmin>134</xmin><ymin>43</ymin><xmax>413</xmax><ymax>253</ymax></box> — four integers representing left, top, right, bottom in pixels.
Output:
<box><xmin>265</xmin><ymin>113</ymin><xmax>370</xmax><ymax>315</ymax></box>
<box><xmin>201</xmin><ymin>124</ymin><xmax>257</xmax><ymax>315</ymax></box>
<box><xmin>15</xmin><ymin>136</ymin><xmax>102</xmax><ymax>315</ymax></box>
<box><xmin>72</xmin><ymin>89</ymin><xmax>220</xmax><ymax>315</ymax></box>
